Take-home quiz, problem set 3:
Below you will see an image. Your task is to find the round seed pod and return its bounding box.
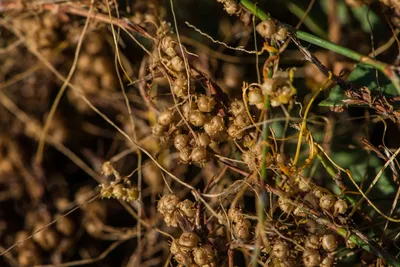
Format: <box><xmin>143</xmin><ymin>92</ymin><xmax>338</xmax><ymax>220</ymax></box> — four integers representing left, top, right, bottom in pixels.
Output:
<box><xmin>174</xmin><ymin>251</ymin><xmax>193</xmax><ymax>265</ymax></box>
<box><xmin>193</xmin><ymin>246</ymin><xmax>209</xmax><ymax>266</ymax></box>
<box><xmin>172</xmin><ymin>76</ymin><xmax>187</xmax><ymax>97</ymax></box>
<box><xmin>204</xmin><ymin>115</ymin><xmax>225</xmax><ymax>136</ymax></box>
<box><xmin>278</xmin><ymin>197</ymin><xmax>294</xmax><ymax>213</ymax></box>
<box><xmin>275</xmin><ymin>26</ymin><xmax>288</xmax><ymax>41</ymax></box>
<box><xmin>93</xmin><ymin>56</ymin><xmax>111</xmax><ymax>75</ymax></box>
<box><xmin>227</xmin><ymin>124</ymin><xmax>244</xmax><ymax>139</ymax></box>
<box><xmin>191</xmin><ymin>147</ymin><xmax>208</xmax><ymax>163</ymax></box>
<box><xmin>256</xmin><ymin>20</ymin><xmax>277</xmax><ymax>38</ymax></box>
<box><xmin>161</xmin><ymin>36</ymin><xmax>177</xmax><ymax>57</ymax></box>
<box><xmin>305</xmin><ymin>235</ymin><xmax>320</xmax><ymax>250</ymax></box>
<box><xmin>319</xmin><ymin>194</ymin><xmax>336</xmax><ymax>210</ymax></box>
<box><xmin>321</xmin><ymin>234</ymin><xmax>338</xmax><ymax>252</ymax></box>
<box><xmin>15</xmin><ymin>231</ymin><xmax>36</xmax><ymax>251</ymax></box>
<box><xmin>197</xmin><ymin>133</ymin><xmax>210</xmax><ymax>147</ymax></box>
<box><xmin>230</xmin><ymin>100</ymin><xmax>245</xmax><ymax>116</ymax></box>
<box><xmin>182</xmin><ymin>102</ymin><xmax>197</xmax><ymax>118</ymax></box>
<box><xmin>197</xmin><ymin>95</ymin><xmax>216</xmax><ymax>112</ymax></box>
<box><xmin>234</xmin><ymin>113</ymin><xmax>250</xmax><ymax>127</ymax></box>
<box><xmin>170</xmin><ymin>239</ymin><xmax>180</xmax><ymax>254</ymax></box>
<box><xmin>189</xmin><ymin>110</ymin><xmax>206</xmax><ymax>127</ymax></box>
<box><xmin>228</xmin><ymin>207</ymin><xmax>243</xmax><ymax>222</ymax></box>
<box><xmin>261</xmin><ymin>77</ymin><xmax>277</xmax><ymax>94</ymax></box>
<box><xmin>180</xmin><ymin>147</ymin><xmax>192</xmax><ymax>163</ymax></box>
<box><xmin>18</xmin><ymin>248</ymin><xmax>41</xmax><ymax>267</ymax></box>
<box><xmin>174</xmin><ymin>134</ymin><xmax>189</xmax><ymax>150</ymax></box>
<box><xmin>304</xmin><ymin>193</ymin><xmax>319</xmax><ymax>210</ymax></box>
<box><xmin>32</xmin><ymin>224</ymin><xmax>59</xmax><ymax>251</ymax></box>
<box><xmin>302</xmin><ymin>249</ymin><xmax>321</xmax><ymax>267</ymax></box>
<box><xmin>298</xmin><ymin>179</ymin><xmax>312</xmax><ymax>192</ymax></box>
<box><xmin>158</xmin><ymin>110</ymin><xmax>175</xmax><ymax>126</ymax></box>
<box><xmin>333</xmin><ymin>198</ymin><xmax>348</xmax><ymax>215</ymax></box>
<box><xmin>77</xmin><ymin>53</ymin><xmax>92</xmax><ymax>72</ymax></box>
<box><xmin>272</xmin><ymin>242</ymin><xmax>289</xmax><ymax>260</ymax></box>
<box><xmin>152</xmin><ymin>123</ymin><xmax>167</xmax><ymax>136</ymax></box>
<box><xmin>320</xmin><ymin>255</ymin><xmax>335</xmax><ymax>267</ymax></box>
<box><xmin>177</xmin><ymin>199</ymin><xmax>196</xmax><ymax>219</ymax></box>
<box><xmin>233</xmin><ymin>218</ymin><xmax>251</xmax><ymax>240</ymax></box>
<box><xmin>157</xmin><ymin>193</ymin><xmax>181</xmax><ymax>215</ymax></box>
<box><xmin>179</xmin><ymin>232</ymin><xmax>200</xmax><ymax>251</ymax></box>
<box><xmin>248</xmin><ymin>87</ymin><xmax>264</xmax><ymax>105</ymax></box>
<box><xmin>313</xmin><ymin>188</ymin><xmax>324</xmax><ymax>199</ymax></box>
<box><xmin>170</xmin><ymin>56</ymin><xmax>185</xmax><ymax>72</ymax></box>
<box><xmin>163</xmin><ymin>212</ymin><xmax>178</xmax><ymax>227</ymax></box>
<box><xmin>55</xmin><ymin>214</ymin><xmax>75</xmax><ymax>236</ymax></box>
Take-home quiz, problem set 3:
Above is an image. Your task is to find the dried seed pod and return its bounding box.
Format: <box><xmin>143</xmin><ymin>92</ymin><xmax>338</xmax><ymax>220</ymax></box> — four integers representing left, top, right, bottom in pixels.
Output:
<box><xmin>161</xmin><ymin>36</ymin><xmax>177</xmax><ymax>57</ymax></box>
<box><xmin>204</xmin><ymin>115</ymin><xmax>225</xmax><ymax>136</ymax></box>
<box><xmin>177</xmin><ymin>199</ymin><xmax>196</xmax><ymax>218</ymax></box>
<box><xmin>170</xmin><ymin>56</ymin><xmax>185</xmax><ymax>72</ymax></box>
<box><xmin>256</xmin><ymin>20</ymin><xmax>277</xmax><ymax>38</ymax></box>
<box><xmin>158</xmin><ymin>193</ymin><xmax>181</xmax><ymax>215</ymax></box>
<box><xmin>164</xmin><ymin>212</ymin><xmax>178</xmax><ymax>227</ymax></box>
<box><xmin>248</xmin><ymin>87</ymin><xmax>264</xmax><ymax>105</ymax></box>
<box><xmin>298</xmin><ymin>179</ymin><xmax>312</xmax><ymax>192</ymax></box>
<box><xmin>193</xmin><ymin>245</ymin><xmax>215</xmax><ymax>266</ymax></box>
<box><xmin>15</xmin><ymin>231</ymin><xmax>36</xmax><ymax>251</ymax></box>
<box><xmin>18</xmin><ymin>248</ymin><xmax>41</xmax><ymax>266</ymax></box>
<box><xmin>189</xmin><ymin>110</ymin><xmax>206</xmax><ymax>126</ymax></box>
<box><xmin>230</xmin><ymin>100</ymin><xmax>245</xmax><ymax>116</ymax></box>
<box><xmin>228</xmin><ymin>207</ymin><xmax>243</xmax><ymax>222</ymax></box>
<box><xmin>305</xmin><ymin>235</ymin><xmax>320</xmax><ymax>250</ymax></box>
<box><xmin>233</xmin><ymin>113</ymin><xmax>250</xmax><ymax>127</ymax></box>
<box><xmin>179</xmin><ymin>232</ymin><xmax>200</xmax><ymax>251</ymax></box>
<box><xmin>197</xmin><ymin>133</ymin><xmax>210</xmax><ymax>147</ymax></box>
<box><xmin>174</xmin><ymin>134</ymin><xmax>189</xmax><ymax>150</ymax></box>
<box><xmin>191</xmin><ymin>147</ymin><xmax>208</xmax><ymax>163</ymax></box>
<box><xmin>321</xmin><ymin>234</ymin><xmax>338</xmax><ymax>252</ymax></box>
<box><xmin>158</xmin><ymin>110</ymin><xmax>175</xmax><ymax>126</ymax></box>
<box><xmin>152</xmin><ymin>123</ymin><xmax>167</xmax><ymax>136</ymax></box>
<box><xmin>319</xmin><ymin>194</ymin><xmax>336</xmax><ymax>210</ymax></box>
<box><xmin>272</xmin><ymin>242</ymin><xmax>289</xmax><ymax>260</ymax></box>
<box><xmin>320</xmin><ymin>255</ymin><xmax>335</xmax><ymax>267</ymax></box>
<box><xmin>101</xmin><ymin>161</ymin><xmax>114</xmax><ymax>176</ymax></box>
<box><xmin>55</xmin><ymin>215</ymin><xmax>75</xmax><ymax>236</ymax></box>
<box><xmin>227</xmin><ymin>124</ymin><xmax>244</xmax><ymax>139</ymax></box>
<box><xmin>302</xmin><ymin>249</ymin><xmax>321</xmax><ymax>267</ymax></box>
<box><xmin>275</xmin><ymin>26</ymin><xmax>288</xmax><ymax>41</ymax></box>
<box><xmin>303</xmin><ymin>193</ymin><xmax>319</xmax><ymax>210</ymax></box>
<box><xmin>182</xmin><ymin>101</ymin><xmax>197</xmax><ymax>118</ymax></box>
<box><xmin>233</xmin><ymin>218</ymin><xmax>251</xmax><ymax>240</ymax></box>
<box><xmin>172</xmin><ymin>76</ymin><xmax>187</xmax><ymax>97</ymax></box>
<box><xmin>32</xmin><ymin>224</ymin><xmax>59</xmax><ymax>251</ymax></box>
<box><xmin>174</xmin><ymin>251</ymin><xmax>193</xmax><ymax>265</ymax></box>
<box><xmin>333</xmin><ymin>198</ymin><xmax>348</xmax><ymax>215</ymax></box>
<box><xmin>170</xmin><ymin>239</ymin><xmax>180</xmax><ymax>254</ymax></box>
<box><xmin>293</xmin><ymin>206</ymin><xmax>307</xmax><ymax>217</ymax></box>
<box><xmin>278</xmin><ymin>197</ymin><xmax>294</xmax><ymax>213</ymax></box>
<box><xmin>313</xmin><ymin>188</ymin><xmax>324</xmax><ymax>199</ymax></box>
<box><xmin>197</xmin><ymin>95</ymin><xmax>216</xmax><ymax>112</ymax></box>
<box><xmin>179</xmin><ymin>147</ymin><xmax>192</xmax><ymax>163</ymax></box>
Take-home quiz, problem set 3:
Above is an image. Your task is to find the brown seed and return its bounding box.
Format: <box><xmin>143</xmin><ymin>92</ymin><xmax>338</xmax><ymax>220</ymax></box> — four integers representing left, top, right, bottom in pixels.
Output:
<box><xmin>319</xmin><ymin>194</ymin><xmax>336</xmax><ymax>210</ymax></box>
<box><xmin>189</xmin><ymin>110</ymin><xmax>206</xmax><ymax>127</ymax></box>
<box><xmin>256</xmin><ymin>20</ymin><xmax>277</xmax><ymax>38</ymax></box>
<box><xmin>174</xmin><ymin>134</ymin><xmax>189</xmax><ymax>150</ymax></box>
<box><xmin>177</xmin><ymin>199</ymin><xmax>196</xmax><ymax>218</ymax></box>
<box><xmin>230</xmin><ymin>100</ymin><xmax>245</xmax><ymax>116</ymax></box>
<box><xmin>334</xmin><ymin>198</ymin><xmax>348</xmax><ymax>215</ymax></box>
<box><xmin>320</xmin><ymin>255</ymin><xmax>335</xmax><ymax>267</ymax></box>
<box><xmin>278</xmin><ymin>197</ymin><xmax>294</xmax><ymax>213</ymax></box>
<box><xmin>275</xmin><ymin>26</ymin><xmax>288</xmax><ymax>41</ymax></box>
<box><xmin>179</xmin><ymin>147</ymin><xmax>192</xmax><ymax>163</ymax></box>
<box><xmin>152</xmin><ymin>123</ymin><xmax>167</xmax><ymax>136</ymax></box>
<box><xmin>227</xmin><ymin>124</ymin><xmax>244</xmax><ymax>139</ymax></box>
<box><xmin>191</xmin><ymin>147</ymin><xmax>208</xmax><ymax>163</ymax></box>
<box><xmin>321</xmin><ymin>234</ymin><xmax>338</xmax><ymax>252</ymax></box>
<box><xmin>158</xmin><ymin>110</ymin><xmax>175</xmax><ymax>126</ymax></box>
<box><xmin>193</xmin><ymin>246</ymin><xmax>208</xmax><ymax>265</ymax></box>
<box><xmin>179</xmin><ymin>231</ymin><xmax>200</xmax><ymax>250</ymax></box>
<box><xmin>170</xmin><ymin>56</ymin><xmax>185</xmax><ymax>72</ymax></box>
<box><xmin>197</xmin><ymin>95</ymin><xmax>216</xmax><ymax>112</ymax></box>
<box><xmin>272</xmin><ymin>242</ymin><xmax>289</xmax><ymax>260</ymax></box>
<box><xmin>302</xmin><ymin>249</ymin><xmax>321</xmax><ymax>267</ymax></box>
<box><xmin>233</xmin><ymin>218</ymin><xmax>251</xmax><ymax>240</ymax></box>
<box><xmin>197</xmin><ymin>133</ymin><xmax>210</xmax><ymax>147</ymax></box>
<box><xmin>305</xmin><ymin>235</ymin><xmax>320</xmax><ymax>250</ymax></box>
<box><xmin>157</xmin><ymin>193</ymin><xmax>181</xmax><ymax>215</ymax></box>
<box><xmin>33</xmin><ymin>224</ymin><xmax>59</xmax><ymax>251</ymax></box>
<box><xmin>248</xmin><ymin>87</ymin><xmax>264</xmax><ymax>105</ymax></box>
<box><xmin>161</xmin><ymin>36</ymin><xmax>177</xmax><ymax>57</ymax></box>
<box><xmin>234</xmin><ymin>113</ymin><xmax>250</xmax><ymax>127</ymax></box>
<box><xmin>55</xmin><ymin>215</ymin><xmax>75</xmax><ymax>236</ymax></box>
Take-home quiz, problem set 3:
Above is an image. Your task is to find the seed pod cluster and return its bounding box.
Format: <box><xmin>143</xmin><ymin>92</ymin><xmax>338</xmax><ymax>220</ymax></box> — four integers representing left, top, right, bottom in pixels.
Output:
<box><xmin>157</xmin><ymin>193</ymin><xmax>196</xmax><ymax>227</ymax></box>
<box><xmin>170</xmin><ymin>232</ymin><xmax>216</xmax><ymax>266</ymax></box>
<box><xmin>227</xmin><ymin>100</ymin><xmax>250</xmax><ymax>140</ymax></box>
<box><xmin>228</xmin><ymin>207</ymin><xmax>252</xmax><ymax>240</ymax></box>
<box><xmin>256</xmin><ymin>20</ymin><xmax>288</xmax><ymax>41</ymax></box>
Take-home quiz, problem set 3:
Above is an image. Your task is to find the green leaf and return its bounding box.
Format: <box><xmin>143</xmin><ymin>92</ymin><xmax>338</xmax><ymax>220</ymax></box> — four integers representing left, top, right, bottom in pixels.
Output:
<box><xmin>319</xmin><ymin>63</ymin><xmax>398</xmax><ymax>107</ymax></box>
